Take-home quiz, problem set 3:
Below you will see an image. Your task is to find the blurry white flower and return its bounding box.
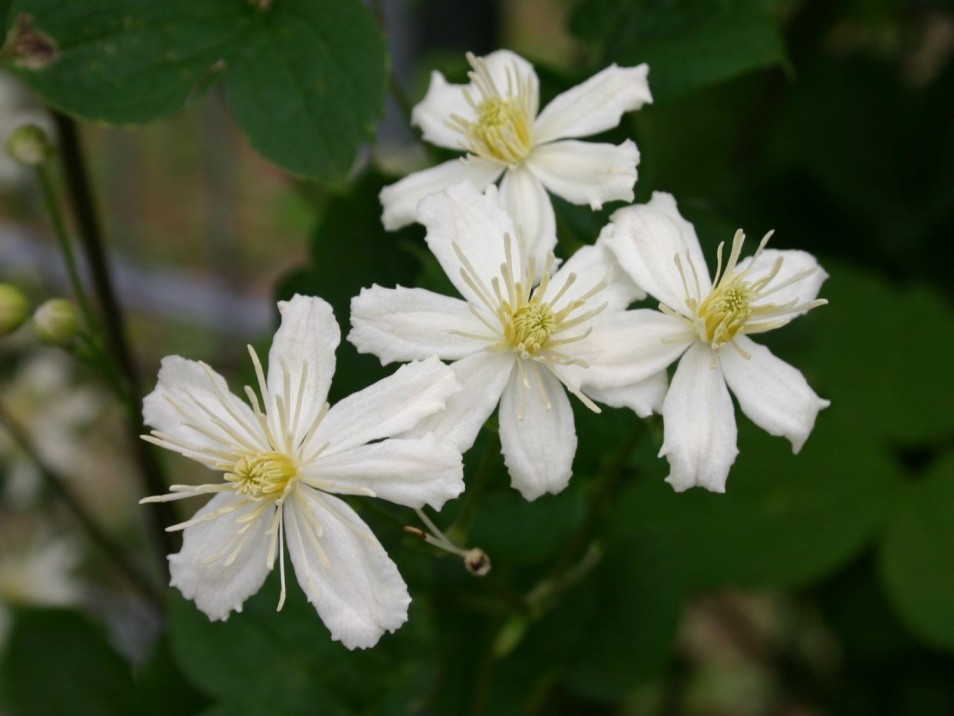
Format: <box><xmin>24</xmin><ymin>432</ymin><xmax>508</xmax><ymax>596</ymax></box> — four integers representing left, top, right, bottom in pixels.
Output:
<box><xmin>0</xmin><ymin>521</ymin><xmax>83</xmax><ymax>649</ymax></box>
<box><xmin>380</xmin><ymin>50</ymin><xmax>651</xmax><ymax>267</ymax></box>
<box><xmin>603</xmin><ymin>193</ymin><xmax>830</xmax><ymax>492</ymax></box>
<box><xmin>352</xmin><ymin>183</ymin><xmax>669</xmax><ymax>500</ymax></box>
<box><xmin>141</xmin><ymin>295</ymin><xmax>463</xmax><ymax>650</ymax></box>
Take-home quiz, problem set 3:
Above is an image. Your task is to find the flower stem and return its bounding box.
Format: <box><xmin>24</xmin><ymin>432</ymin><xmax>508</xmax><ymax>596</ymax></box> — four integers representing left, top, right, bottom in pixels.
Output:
<box><xmin>0</xmin><ymin>401</ymin><xmax>164</xmax><ymax>609</ymax></box>
<box><xmin>50</xmin><ymin>112</ymin><xmax>177</xmax><ymax>566</ymax></box>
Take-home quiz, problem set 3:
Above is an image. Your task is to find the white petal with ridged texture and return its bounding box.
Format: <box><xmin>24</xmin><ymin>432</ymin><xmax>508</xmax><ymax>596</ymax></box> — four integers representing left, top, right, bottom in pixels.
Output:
<box><xmin>313</xmin><ymin>357</ymin><xmax>459</xmax><ymax>456</ymax></box>
<box><xmin>582</xmin><ymin>371</ymin><xmax>668</xmax><ymax>417</ymax></box>
<box><xmin>285</xmin><ymin>490</ymin><xmax>410</xmax><ymax>650</ymax></box>
<box><xmin>660</xmin><ymin>343</ymin><xmax>738</xmax><ymax>493</ymax></box>
<box><xmin>604</xmin><ymin>192</ymin><xmax>711</xmax><ymax>313</ymax></box>
<box><xmin>267</xmin><ymin>295</ymin><xmax>338</xmax><ymax>446</ymax></box>
<box><xmin>349</xmin><ymin>285</ymin><xmax>489</xmax><ymax>365</ymax></box>
<box><xmin>498</xmin><ymin>362</ymin><xmax>577</xmax><ymax>500</ymax></box>
<box><xmin>406</xmin><ymin>351</ymin><xmax>514</xmax><ymax>452</ymax></box>
<box><xmin>721</xmin><ymin>336</ymin><xmax>829</xmax><ymax>453</ymax></box>
<box><xmin>541</xmin><ymin>241</ymin><xmax>644</xmax><ymax>312</ymax></box>
<box><xmin>527</xmin><ymin>140</ymin><xmax>639</xmax><ymax>210</ymax></box>
<box><xmin>533</xmin><ymin>63</ymin><xmax>651</xmax><ymax>144</ymax></box>
<box><xmin>168</xmin><ymin>492</ymin><xmax>273</xmax><ymax>621</ymax></box>
<box><xmin>418</xmin><ymin>183</ymin><xmax>520</xmax><ymax>307</ymax></box>
<box><xmin>379</xmin><ymin>158</ymin><xmax>502</xmax><ymax>231</ymax></box>
<box><xmin>303</xmin><ymin>434</ymin><xmax>463</xmax><ymax>510</ymax></box>
<box><xmin>737</xmin><ymin>249</ymin><xmax>829</xmax><ymax>331</ymax></box>
<box><xmin>498</xmin><ymin>165</ymin><xmax>556</xmax><ymax>274</ymax></box>
<box><xmin>561</xmin><ymin>310</ymin><xmax>692</xmax><ymax>390</ymax></box>
<box><xmin>143</xmin><ymin>356</ymin><xmax>264</xmax><ymax>466</ymax></box>
<box><xmin>412</xmin><ymin>71</ymin><xmax>471</xmax><ymax>150</ymax></box>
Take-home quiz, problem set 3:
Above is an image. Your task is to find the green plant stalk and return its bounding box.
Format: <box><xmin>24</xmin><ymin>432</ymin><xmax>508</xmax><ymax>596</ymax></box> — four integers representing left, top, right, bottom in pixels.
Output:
<box><xmin>0</xmin><ymin>402</ymin><xmax>164</xmax><ymax>608</ymax></box>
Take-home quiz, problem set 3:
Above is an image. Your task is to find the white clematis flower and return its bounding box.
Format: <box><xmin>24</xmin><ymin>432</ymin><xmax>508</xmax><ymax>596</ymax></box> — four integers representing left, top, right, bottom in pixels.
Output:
<box><xmin>602</xmin><ymin>192</ymin><xmax>831</xmax><ymax>493</ymax></box>
<box><xmin>380</xmin><ymin>50</ymin><xmax>652</xmax><ymax>267</ymax></box>
<box><xmin>140</xmin><ymin>295</ymin><xmax>463</xmax><ymax>650</ymax></box>
<box><xmin>352</xmin><ymin>183</ymin><xmax>670</xmax><ymax>501</ymax></box>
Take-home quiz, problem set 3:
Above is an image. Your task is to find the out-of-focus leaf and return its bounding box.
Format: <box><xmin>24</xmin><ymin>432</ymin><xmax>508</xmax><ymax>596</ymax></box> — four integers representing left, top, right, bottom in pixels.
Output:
<box><xmin>0</xmin><ymin>608</ymin><xmax>138</xmax><ymax>716</ymax></box>
<box><xmin>880</xmin><ymin>453</ymin><xmax>954</xmax><ymax>651</ymax></box>
<box><xmin>570</xmin><ymin>0</ymin><xmax>787</xmax><ymax>101</ymax></box>
<box><xmin>169</xmin><ymin>576</ymin><xmax>434</xmax><ymax>715</ymax></box>
<box><xmin>4</xmin><ymin>0</ymin><xmax>386</xmax><ymax>181</ymax></box>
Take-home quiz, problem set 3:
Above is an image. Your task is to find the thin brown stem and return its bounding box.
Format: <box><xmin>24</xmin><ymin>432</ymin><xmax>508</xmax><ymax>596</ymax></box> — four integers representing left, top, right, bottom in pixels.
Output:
<box><xmin>51</xmin><ymin>112</ymin><xmax>176</xmax><ymax>566</ymax></box>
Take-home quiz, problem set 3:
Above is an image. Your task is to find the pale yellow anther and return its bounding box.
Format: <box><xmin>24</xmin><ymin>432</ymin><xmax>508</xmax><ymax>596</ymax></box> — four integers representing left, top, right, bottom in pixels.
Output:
<box><xmin>505</xmin><ymin>300</ymin><xmax>556</xmax><ymax>355</ymax></box>
<box><xmin>226</xmin><ymin>452</ymin><xmax>298</xmax><ymax>499</ymax></box>
<box><xmin>699</xmin><ymin>281</ymin><xmax>753</xmax><ymax>347</ymax></box>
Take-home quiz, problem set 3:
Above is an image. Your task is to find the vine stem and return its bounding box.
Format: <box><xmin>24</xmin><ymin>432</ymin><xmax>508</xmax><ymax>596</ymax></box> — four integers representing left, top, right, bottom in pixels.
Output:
<box><xmin>0</xmin><ymin>402</ymin><xmax>164</xmax><ymax>608</ymax></box>
<box><xmin>50</xmin><ymin>112</ymin><xmax>176</xmax><ymax>568</ymax></box>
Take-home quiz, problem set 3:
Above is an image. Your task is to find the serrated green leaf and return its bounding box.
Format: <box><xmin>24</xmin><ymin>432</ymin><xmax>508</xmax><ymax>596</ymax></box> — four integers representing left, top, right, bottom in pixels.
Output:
<box><xmin>570</xmin><ymin>0</ymin><xmax>787</xmax><ymax>100</ymax></box>
<box><xmin>880</xmin><ymin>453</ymin><xmax>954</xmax><ymax>651</ymax></box>
<box><xmin>0</xmin><ymin>608</ymin><xmax>138</xmax><ymax>716</ymax></box>
<box><xmin>226</xmin><ymin>0</ymin><xmax>387</xmax><ymax>180</ymax></box>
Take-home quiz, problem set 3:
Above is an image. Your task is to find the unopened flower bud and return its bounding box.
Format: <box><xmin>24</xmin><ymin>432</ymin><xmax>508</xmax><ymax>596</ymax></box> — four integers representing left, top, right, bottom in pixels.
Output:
<box><xmin>6</xmin><ymin>123</ymin><xmax>54</xmax><ymax>167</ymax></box>
<box><xmin>464</xmin><ymin>547</ymin><xmax>491</xmax><ymax>577</ymax></box>
<box><xmin>33</xmin><ymin>298</ymin><xmax>79</xmax><ymax>345</ymax></box>
<box><xmin>0</xmin><ymin>284</ymin><xmax>29</xmax><ymax>336</ymax></box>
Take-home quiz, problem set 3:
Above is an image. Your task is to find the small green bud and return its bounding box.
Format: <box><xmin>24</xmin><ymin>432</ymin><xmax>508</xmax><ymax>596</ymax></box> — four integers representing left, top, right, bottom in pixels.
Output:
<box><xmin>33</xmin><ymin>298</ymin><xmax>79</xmax><ymax>345</ymax></box>
<box><xmin>0</xmin><ymin>284</ymin><xmax>29</xmax><ymax>336</ymax></box>
<box><xmin>6</xmin><ymin>123</ymin><xmax>54</xmax><ymax>167</ymax></box>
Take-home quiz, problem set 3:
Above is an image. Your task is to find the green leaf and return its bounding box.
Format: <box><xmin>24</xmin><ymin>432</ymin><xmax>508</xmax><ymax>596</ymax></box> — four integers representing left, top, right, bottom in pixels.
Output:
<box><xmin>613</xmin><ymin>405</ymin><xmax>898</xmax><ymax>591</ymax></box>
<box><xmin>169</xmin><ymin>577</ymin><xmax>434</xmax><ymax>715</ymax></box>
<box><xmin>4</xmin><ymin>0</ymin><xmax>253</xmax><ymax>122</ymax></box>
<box><xmin>0</xmin><ymin>608</ymin><xmax>138</xmax><ymax>716</ymax></box>
<box><xmin>570</xmin><ymin>0</ymin><xmax>788</xmax><ymax>100</ymax></box>
<box><xmin>4</xmin><ymin>0</ymin><xmax>387</xmax><ymax>181</ymax></box>
<box><xmin>880</xmin><ymin>453</ymin><xmax>954</xmax><ymax>651</ymax></box>
<box><xmin>226</xmin><ymin>0</ymin><xmax>387</xmax><ymax>180</ymax></box>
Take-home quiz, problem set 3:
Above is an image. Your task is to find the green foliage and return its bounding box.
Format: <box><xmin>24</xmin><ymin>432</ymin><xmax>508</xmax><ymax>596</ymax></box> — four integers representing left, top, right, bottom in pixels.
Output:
<box><xmin>0</xmin><ymin>608</ymin><xmax>138</xmax><ymax>716</ymax></box>
<box><xmin>880</xmin><ymin>454</ymin><xmax>954</xmax><ymax>651</ymax></box>
<box><xmin>570</xmin><ymin>0</ymin><xmax>788</xmax><ymax>100</ymax></box>
<box><xmin>3</xmin><ymin>0</ymin><xmax>386</xmax><ymax>180</ymax></box>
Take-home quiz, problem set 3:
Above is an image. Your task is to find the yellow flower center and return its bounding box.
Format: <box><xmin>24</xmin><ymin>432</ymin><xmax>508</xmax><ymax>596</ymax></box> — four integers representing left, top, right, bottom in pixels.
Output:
<box><xmin>505</xmin><ymin>300</ymin><xmax>556</xmax><ymax>355</ymax></box>
<box><xmin>449</xmin><ymin>54</ymin><xmax>537</xmax><ymax>166</ymax></box>
<box><xmin>698</xmin><ymin>282</ymin><xmax>753</xmax><ymax>347</ymax></box>
<box><xmin>226</xmin><ymin>452</ymin><xmax>297</xmax><ymax>499</ymax></box>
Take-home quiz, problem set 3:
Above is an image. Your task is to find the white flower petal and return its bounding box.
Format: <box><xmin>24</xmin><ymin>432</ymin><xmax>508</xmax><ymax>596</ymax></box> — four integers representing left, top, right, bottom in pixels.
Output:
<box><xmin>349</xmin><ymin>285</ymin><xmax>489</xmax><ymax>365</ymax></box>
<box><xmin>562</xmin><ymin>310</ymin><xmax>692</xmax><ymax>390</ymax></box>
<box><xmin>303</xmin><ymin>434</ymin><xmax>463</xmax><ymax>510</ymax></box>
<box><xmin>527</xmin><ymin>139</ymin><xmax>639</xmax><ymax>210</ymax></box>
<box><xmin>533</xmin><ymin>63</ymin><xmax>652</xmax><ymax>144</ymax></box>
<box><xmin>267</xmin><ymin>295</ymin><xmax>338</xmax><ymax>446</ymax></box>
<box><xmin>418</xmin><ymin>182</ymin><xmax>520</xmax><ymax>306</ymax></box>
<box><xmin>406</xmin><ymin>351</ymin><xmax>514</xmax><ymax>452</ymax></box>
<box><xmin>473</xmin><ymin>49</ymin><xmax>540</xmax><ymax>114</ymax></box>
<box><xmin>285</xmin><ymin>490</ymin><xmax>409</xmax><ymax>650</ymax></box>
<box><xmin>721</xmin><ymin>336</ymin><xmax>829</xmax><ymax>453</ymax></box>
<box><xmin>379</xmin><ymin>158</ymin><xmax>502</xmax><ymax>231</ymax></box>
<box><xmin>498</xmin><ymin>362</ymin><xmax>576</xmax><ymax>500</ymax></box>
<box><xmin>168</xmin><ymin>492</ymin><xmax>273</xmax><ymax>621</ymax></box>
<box><xmin>313</xmin><ymin>357</ymin><xmax>459</xmax><ymax>455</ymax></box>
<box><xmin>582</xmin><ymin>371</ymin><xmax>668</xmax><ymax>417</ymax></box>
<box><xmin>143</xmin><ymin>356</ymin><xmax>264</xmax><ymax>465</ymax></box>
<box><xmin>660</xmin><ymin>342</ymin><xmax>738</xmax><ymax>493</ymax></box>
<box><xmin>412</xmin><ymin>70</ymin><xmax>471</xmax><ymax>150</ymax></box>
<box><xmin>738</xmin><ymin>249</ymin><xmax>829</xmax><ymax>330</ymax></box>
<box><xmin>604</xmin><ymin>192</ymin><xmax>711</xmax><ymax>313</ymax></box>
<box><xmin>541</xmin><ymin>241</ymin><xmax>644</xmax><ymax>312</ymax></box>
<box><xmin>498</xmin><ymin>165</ymin><xmax>557</xmax><ymax>274</ymax></box>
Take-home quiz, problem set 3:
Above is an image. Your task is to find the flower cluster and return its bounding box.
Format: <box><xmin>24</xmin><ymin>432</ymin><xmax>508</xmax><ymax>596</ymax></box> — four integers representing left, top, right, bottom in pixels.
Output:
<box><xmin>142</xmin><ymin>51</ymin><xmax>828</xmax><ymax>650</ymax></box>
